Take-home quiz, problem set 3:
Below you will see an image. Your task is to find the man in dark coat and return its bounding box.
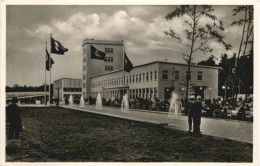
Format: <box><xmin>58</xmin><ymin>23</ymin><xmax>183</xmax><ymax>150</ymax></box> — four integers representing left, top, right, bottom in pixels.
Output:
<box><xmin>6</xmin><ymin>97</ymin><xmax>23</xmax><ymax>139</ymax></box>
<box><xmin>192</xmin><ymin>96</ymin><xmax>203</xmax><ymax>133</ymax></box>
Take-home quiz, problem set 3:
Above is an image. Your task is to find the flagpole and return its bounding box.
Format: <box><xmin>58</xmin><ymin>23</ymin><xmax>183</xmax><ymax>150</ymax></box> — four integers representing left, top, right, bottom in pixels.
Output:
<box><xmin>44</xmin><ymin>42</ymin><xmax>47</xmax><ymax>105</ymax></box>
<box><xmin>123</xmin><ymin>45</ymin><xmax>125</xmax><ymax>110</ymax></box>
<box><xmin>49</xmin><ymin>33</ymin><xmax>52</xmax><ymax>106</ymax></box>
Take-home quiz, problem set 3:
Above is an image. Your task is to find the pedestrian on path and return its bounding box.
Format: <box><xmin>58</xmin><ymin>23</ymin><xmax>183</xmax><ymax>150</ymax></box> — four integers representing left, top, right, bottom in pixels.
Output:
<box><xmin>192</xmin><ymin>96</ymin><xmax>203</xmax><ymax>134</ymax></box>
<box><xmin>187</xmin><ymin>96</ymin><xmax>195</xmax><ymax>133</ymax></box>
<box><xmin>55</xmin><ymin>98</ymin><xmax>60</xmax><ymax>107</ymax></box>
<box><xmin>6</xmin><ymin>97</ymin><xmax>23</xmax><ymax>139</ymax></box>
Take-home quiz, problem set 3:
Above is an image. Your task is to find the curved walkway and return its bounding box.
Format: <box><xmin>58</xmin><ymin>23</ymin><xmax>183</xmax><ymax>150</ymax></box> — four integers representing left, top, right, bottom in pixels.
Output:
<box><xmin>61</xmin><ymin>104</ymin><xmax>253</xmax><ymax>144</ymax></box>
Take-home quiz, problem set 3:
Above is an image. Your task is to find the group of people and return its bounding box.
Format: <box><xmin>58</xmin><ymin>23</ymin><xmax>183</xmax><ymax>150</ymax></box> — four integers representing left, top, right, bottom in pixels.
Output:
<box><xmin>187</xmin><ymin>96</ymin><xmax>203</xmax><ymax>134</ymax></box>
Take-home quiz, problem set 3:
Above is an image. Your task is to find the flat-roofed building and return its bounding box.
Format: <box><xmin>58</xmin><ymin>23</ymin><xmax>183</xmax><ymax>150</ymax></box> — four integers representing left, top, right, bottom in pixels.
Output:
<box><xmin>82</xmin><ymin>39</ymin><xmax>220</xmax><ymax>101</ymax></box>
<box><xmin>53</xmin><ymin>78</ymin><xmax>82</xmax><ymax>100</ymax></box>
<box><xmin>90</xmin><ymin>61</ymin><xmax>220</xmax><ymax>101</ymax></box>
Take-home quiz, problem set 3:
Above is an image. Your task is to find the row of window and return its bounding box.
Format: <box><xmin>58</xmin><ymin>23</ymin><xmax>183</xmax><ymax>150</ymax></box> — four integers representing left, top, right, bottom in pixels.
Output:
<box><xmin>92</xmin><ymin>70</ymin><xmax>158</xmax><ymax>88</ymax></box>
<box><xmin>129</xmin><ymin>88</ymin><xmax>158</xmax><ymax>99</ymax></box>
<box><xmin>63</xmin><ymin>88</ymin><xmax>82</xmax><ymax>92</ymax></box>
<box><xmin>91</xmin><ymin>87</ymin><xmax>158</xmax><ymax>100</ymax></box>
<box><xmin>104</xmin><ymin>57</ymin><xmax>113</xmax><ymax>62</ymax></box>
<box><xmin>162</xmin><ymin>70</ymin><xmax>203</xmax><ymax>81</ymax></box>
<box><xmin>105</xmin><ymin>66</ymin><xmax>113</xmax><ymax>71</ymax></box>
<box><xmin>105</xmin><ymin>48</ymin><xmax>113</xmax><ymax>53</ymax></box>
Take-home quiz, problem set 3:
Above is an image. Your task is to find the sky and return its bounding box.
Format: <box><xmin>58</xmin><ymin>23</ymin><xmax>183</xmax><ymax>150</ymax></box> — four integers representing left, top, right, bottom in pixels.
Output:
<box><xmin>6</xmin><ymin>5</ymin><xmax>249</xmax><ymax>87</ymax></box>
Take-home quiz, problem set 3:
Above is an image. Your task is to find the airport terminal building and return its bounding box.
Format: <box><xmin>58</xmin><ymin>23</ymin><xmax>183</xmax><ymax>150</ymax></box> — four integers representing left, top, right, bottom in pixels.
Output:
<box><xmin>82</xmin><ymin>39</ymin><xmax>220</xmax><ymax>101</ymax></box>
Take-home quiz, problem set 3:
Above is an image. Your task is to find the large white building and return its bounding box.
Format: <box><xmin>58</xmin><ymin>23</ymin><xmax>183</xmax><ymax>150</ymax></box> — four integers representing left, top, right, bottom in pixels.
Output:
<box><xmin>82</xmin><ymin>39</ymin><xmax>220</xmax><ymax>101</ymax></box>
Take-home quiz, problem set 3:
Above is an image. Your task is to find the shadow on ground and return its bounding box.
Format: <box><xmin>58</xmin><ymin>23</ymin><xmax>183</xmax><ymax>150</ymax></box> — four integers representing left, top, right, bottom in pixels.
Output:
<box><xmin>6</xmin><ymin>107</ymin><xmax>252</xmax><ymax>162</ymax></box>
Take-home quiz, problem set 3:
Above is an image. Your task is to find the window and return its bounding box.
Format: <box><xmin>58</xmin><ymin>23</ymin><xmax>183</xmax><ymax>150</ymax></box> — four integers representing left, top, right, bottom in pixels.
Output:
<box><xmin>136</xmin><ymin>74</ymin><xmax>138</xmax><ymax>83</ymax></box>
<box><xmin>143</xmin><ymin>73</ymin><xmax>145</xmax><ymax>82</ymax></box>
<box><xmin>127</xmin><ymin>76</ymin><xmax>129</xmax><ymax>84</ymax></box>
<box><xmin>139</xmin><ymin>74</ymin><xmax>141</xmax><ymax>82</ymax></box>
<box><xmin>146</xmin><ymin>72</ymin><xmax>149</xmax><ymax>81</ymax></box>
<box><xmin>162</xmin><ymin>70</ymin><xmax>168</xmax><ymax>80</ymax></box>
<box><xmin>146</xmin><ymin>88</ymin><xmax>149</xmax><ymax>99</ymax></box>
<box><xmin>83</xmin><ymin>65</ymin><xmax>85</xmax><ymax>71</ymax></box>
<box><xmin>155</xmin><ymin>70</ymin><xmax>157</xmax><ymax>80</ymax></box>
<box><xmin>150</xmin><ymin>71</ymin><xmax>153</xmax><ymax>81</ymax></box>
<box><xmin>198</xmin><ymin>71</ymin><xmax>203</xmax><ymax>80</ymax></box>
<box><xmin>133</xmin><ymin>75</ymin><xmax>135</xmax><ymax>83</ymax></box>
<box><xmin>105</xmin><ymin>66</ymin><xmax>113</xmax><ymax>71</ymax></box>
<box><xmin>174</xmin><ymin>71</ymin><xmax>180</xmax><ymax>80</ymax></box>
<box><xmin>150</xmin><ymin>88</ymin><xmax>153</xmax><ymax>99</ymax></box>
<box><xmin>83</xmin><ymin>83</ymin><xmax>85</xmax><ymax>88</ymax></box>
<box><xmin>63</xmin><ymin>88</ymin><xmax>69</xmax><ymax>92</ymax></box>
<box><xmin>104</xmin><ymin>57</ymin><xmax>113</xmax><ymax>62</ymax></box>
<box><xmin>105</xmin><ymin>48</ymin><xmax>113</xmax><ymax>53</ymax></box>
<box><xmin>130</xmin><ymin>76</ymin><xmax>131</xmax><ymax>83</ymax></box>
<box><xmin>154</xmin><ymin>87</ymin><xmax>158</xmax><ymax>99</ymax></box>
<box><xmin>83</xmin><ymin>57</ymin><xmax>86</xmax><ymax>62</ymax></box>
<box><xmin>83</xmin><ymin>74</ymin><xmax>85</xmax><ymax>80</ymax></box>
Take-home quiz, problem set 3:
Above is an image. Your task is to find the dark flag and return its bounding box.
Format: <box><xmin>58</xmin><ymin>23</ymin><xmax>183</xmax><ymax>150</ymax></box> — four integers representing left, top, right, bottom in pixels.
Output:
<box><xmin>124</xmin><ymin>52</ymin><xmax>133</xmax><ymax>72</ymax></box>
<box><xmin>51</xmin><ymin>37</ymin><xmax>68</xmax><ymax>55</ymax></box>
<box><xmin>90</xmin><ymin>45</ymin><xmax>106</xmax><ymax>60</ymax></box>
<box><xmin>46</xmin><ymin>49</ymin><xmax>54</xmax><ymax>71</ymax></box>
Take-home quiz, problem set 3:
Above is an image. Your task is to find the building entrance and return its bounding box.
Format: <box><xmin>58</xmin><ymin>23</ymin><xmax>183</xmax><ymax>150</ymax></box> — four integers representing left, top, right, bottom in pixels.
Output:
<box><xmin>193</xmin><ymin>86</ymin><xmax>205</xmax><ymax>99</ymax></box>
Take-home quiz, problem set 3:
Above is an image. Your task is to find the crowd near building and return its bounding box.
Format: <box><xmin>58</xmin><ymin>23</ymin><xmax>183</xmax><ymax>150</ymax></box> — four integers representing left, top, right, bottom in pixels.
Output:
<box><xmin>82</xmin><ymin>39</ymin><xmax>220</xmax><ymax>102</ymax></box>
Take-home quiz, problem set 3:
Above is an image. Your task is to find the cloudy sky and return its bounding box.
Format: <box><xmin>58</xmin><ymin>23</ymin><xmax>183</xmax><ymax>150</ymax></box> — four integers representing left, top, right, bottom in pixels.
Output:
<box><xmin>6</xmin><ymin>5</ymin><xmax>248</xmax><ymax>86</ymax></box>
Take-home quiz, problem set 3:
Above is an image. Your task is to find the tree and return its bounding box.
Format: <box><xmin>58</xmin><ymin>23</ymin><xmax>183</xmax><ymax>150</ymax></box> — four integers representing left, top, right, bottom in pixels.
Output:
<box><xmin>197</xmin><ymin>55</ymin><xmax>217</xmax><ymax>66</ymax></box>
<box><xmin>231</xmin><ymin>5</ymin><xmax>254</xmax><ymax>102</ymax></box>
<box><xmin>218</xmin><ymin>53</ymin><xmax>236</xmax><ymax>99</ymax></box>
<box><xmin>164</xmin><ymin>5</ymin><xmax>231</xmax><ymax>106</ymax></box>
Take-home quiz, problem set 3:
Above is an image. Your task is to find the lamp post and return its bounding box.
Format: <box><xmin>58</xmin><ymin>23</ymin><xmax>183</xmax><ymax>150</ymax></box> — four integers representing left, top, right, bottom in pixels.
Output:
<box><xmin>182</xmin><ymin>87</ymin><xmax>184</xmax><ymax>100</ymax></box>
<box><xmin>222</xmin><ymin>85</ymin><xmax>226</xmax><ymax>103</ymax></box>
<box><xmin>209</xmin><ymin>87</ymin><xmax>211</xmax><ymax>99</ymax></box>
<box><xmin>200</xmin><ymin>86</ymin><xmax>203</xmax><ymax>99</ymax></box>
<box><xmin>227</xmin><ymin>87</ymin><xmax>230</xmax><ymax>100</ymax></box>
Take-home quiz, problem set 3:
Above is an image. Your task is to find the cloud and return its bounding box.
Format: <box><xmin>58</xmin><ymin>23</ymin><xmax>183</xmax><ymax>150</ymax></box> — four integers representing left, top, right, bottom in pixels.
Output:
<box><xmin>8</xmin><ymin>6</ymin><xmax>244</xmax><ymax>86</ymax></box>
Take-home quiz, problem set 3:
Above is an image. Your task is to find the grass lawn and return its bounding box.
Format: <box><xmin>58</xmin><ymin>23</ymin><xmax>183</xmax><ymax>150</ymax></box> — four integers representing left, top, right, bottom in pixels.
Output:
<box><xmin>6</xmin><ymin>107</ymin><xmax>252</xmax><ymax>162</ymax></box>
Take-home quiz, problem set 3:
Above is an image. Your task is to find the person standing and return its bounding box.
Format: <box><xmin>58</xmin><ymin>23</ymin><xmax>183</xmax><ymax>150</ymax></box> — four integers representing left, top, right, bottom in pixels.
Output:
<box><xmin>55</xmin><ymin>98</ymin><xmax>60</xmax><ymax>107</ymax></box>
<box><xmin>187</xmin><ymin>97</ymin><xmax>195</xmax><ymax>133</ymax></box>
<box><xmin>6</xmin><ymin>97</ymin><xmax>23</xmax><ymax>139</ymax></box>
<box><xmin>192</xmin><ymin>96</ymin><xmax>203</xmax><ymax>133</ymax></box>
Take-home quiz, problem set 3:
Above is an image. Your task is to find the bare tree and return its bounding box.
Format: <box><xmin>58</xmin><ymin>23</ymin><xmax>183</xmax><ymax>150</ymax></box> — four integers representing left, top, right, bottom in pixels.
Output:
<box><xmin>164</xmin><ymin>5</ymin><xmax>231</xmax><ymax>106</ymax></box>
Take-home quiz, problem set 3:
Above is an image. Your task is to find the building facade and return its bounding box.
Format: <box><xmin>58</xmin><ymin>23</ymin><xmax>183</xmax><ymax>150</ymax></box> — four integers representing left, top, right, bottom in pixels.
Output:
<box><xmin>82</xmin><ymin>39</ymin><xmax>220</xmax><ymax>101</ymax></box>
<box><xmin>53</xmin><ymin>78</ymin><xmax>82</xmax><ymax>100</ymax></box>
<box><xmin>82</xmin><ymin>38</ymin><xmax>124</xmax><ymax>99</ymax></box>
<box><xmin>90</xmin><ymin>61</ymin><xmax>220</xmax><ymax>101</ymax></box>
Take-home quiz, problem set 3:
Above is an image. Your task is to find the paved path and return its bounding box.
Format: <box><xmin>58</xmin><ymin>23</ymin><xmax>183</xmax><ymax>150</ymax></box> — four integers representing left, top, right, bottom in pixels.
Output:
<box><xmin>61</xmin><ymin>104</ymin><xmax>253</xmax><ymax>144</ymax></box>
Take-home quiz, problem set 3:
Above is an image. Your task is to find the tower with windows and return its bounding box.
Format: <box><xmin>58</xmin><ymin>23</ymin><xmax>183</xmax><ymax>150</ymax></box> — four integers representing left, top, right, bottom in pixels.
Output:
<box><xmin>82</xmin><ymin>39</ymin><xmax>124</xmax><ymax>99</ymax></box>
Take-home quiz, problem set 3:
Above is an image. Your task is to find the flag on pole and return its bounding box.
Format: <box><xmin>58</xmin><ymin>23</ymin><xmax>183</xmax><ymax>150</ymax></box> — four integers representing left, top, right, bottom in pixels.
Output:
<box><xmin>90</xmin><ymin>45</ymin><xmax>106</xmax><ymax>60</ymax></box>
<box><xmin>124</xmin><ymin>52</ymin><xmax>133</xmax><ymax>72</ymax></box>
<box><xmin>51</xmin><ymin>37</ymin><xmax>68</xmax><ymax>55</ymax></box>
<box><xmin>46</xmin><ymin>49</ymin><xmax>54</xmax><ymax>71</ymax></box>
